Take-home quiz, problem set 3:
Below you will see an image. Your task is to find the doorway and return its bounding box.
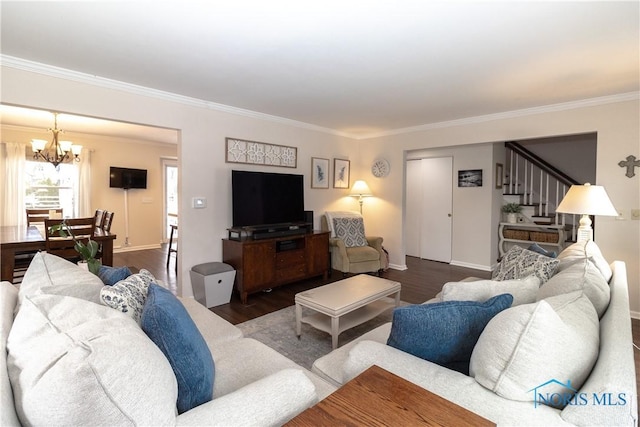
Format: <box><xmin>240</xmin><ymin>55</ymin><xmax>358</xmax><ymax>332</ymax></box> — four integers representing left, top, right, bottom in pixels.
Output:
<box><xmin>405</xmin><ymin>157</ymin><xmax>453</xmax><ymax>263</ymax></box>
<box><xmin>163</xmin><ymin>158</ymin><xmax>178</xmax><ymax>242</ymax></box>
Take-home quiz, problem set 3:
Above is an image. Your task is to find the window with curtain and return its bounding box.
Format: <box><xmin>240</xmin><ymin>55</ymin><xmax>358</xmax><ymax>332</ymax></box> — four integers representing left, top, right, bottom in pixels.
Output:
<box><xmin>24</xmin><ymin>161</ymin><xmax>78</xmax><ymax>217</ymax></box>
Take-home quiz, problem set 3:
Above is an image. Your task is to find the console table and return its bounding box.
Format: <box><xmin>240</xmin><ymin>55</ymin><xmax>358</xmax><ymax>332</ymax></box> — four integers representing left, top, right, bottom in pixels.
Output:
<box><xmin>498</xmin><ymin>222</ymin><xmax>566</xmax><ymax>257</ymax></box>
<box><xmin>222</xmin><ymin>231</ymin><xmax>329</xmax><ymax>304</ymax></box>
<box><xmin>285</xmin><ymin>365</ymin><xmax>494</xmax><ymax>426</ymax></box>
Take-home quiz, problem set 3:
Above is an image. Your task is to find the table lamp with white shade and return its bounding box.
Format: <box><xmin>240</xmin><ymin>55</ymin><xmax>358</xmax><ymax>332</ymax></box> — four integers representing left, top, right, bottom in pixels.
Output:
<box><xmin>350</xmin><ymin>180</ymin><xmax>373</xmax><ymax>214</ymax></box>
<box><xmin>556</xmin><ymin>183</ymin><xmax>618</xmax><ymax>242</ymax></box>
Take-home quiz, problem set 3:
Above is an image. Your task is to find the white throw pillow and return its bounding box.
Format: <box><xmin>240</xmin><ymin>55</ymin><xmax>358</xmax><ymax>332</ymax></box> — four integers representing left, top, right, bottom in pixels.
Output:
<box><xmin>558</xmin><ymin>240</ymin><xmax>612</xmax><ymax>282</ymax></box>
<box><xmin>536</xmin><ymin>258</ymin><xmax>610</xmax><ymax>318</ymax></box>
<box><xmin>7</xmin><ymin>294</ymin><xmax>177</xmax><ymax>426</ymax></box>
<box><xmin>19</xmin><ymin>252</ymin><xmax>104</xmax><ymax>305</ymax></box>
<box><xmin>470</xmin><ymin>292</ymin><xmax>599</xmax><ymax>408</ymax></box>
<box><xmin>324</xmin><ymin>210</ymin><xmax>361</xmax><ymax>238</ymax></box>
<box><xmin>442</xmin><ymin>275</ymin><xmax>540</xmax><ymax>306</ymax></box>
<box><xmin>100</xmin><ymin>269</ymin><xmax>157</xmax><ymax>324</ymax></box>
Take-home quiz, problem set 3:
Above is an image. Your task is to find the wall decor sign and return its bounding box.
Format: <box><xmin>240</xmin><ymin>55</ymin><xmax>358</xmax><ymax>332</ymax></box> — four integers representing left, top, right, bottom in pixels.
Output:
<box><xmin>225</xmin><ymin>137</ymin><xmax>297</xmax><ymax>168</ymax></box>
<box><xmin>618</xmin><ymin>155</ymin><xmax>639</xmax><ymax>178</ymax></box>
<box><xmin>458</xmin><ymin>169</ymin><xmax>483</xmax><ymax>187</ymax></box>
<box><xmin>333</xmin><ymin>158</ymin><xmax>350</xmax><ymax>188</ymax></box>
<box><xmin>311</xmin><ymin>157</ymin><xmax>330</xmax><ymax>189</ymax></box>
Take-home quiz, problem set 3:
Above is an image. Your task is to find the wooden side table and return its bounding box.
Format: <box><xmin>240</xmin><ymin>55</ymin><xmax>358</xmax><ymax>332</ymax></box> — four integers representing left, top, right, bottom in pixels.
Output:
<box><xmin>285</xmin><ymin>365</ymin><xmax>495</xmax><ymax>426</ymax></box>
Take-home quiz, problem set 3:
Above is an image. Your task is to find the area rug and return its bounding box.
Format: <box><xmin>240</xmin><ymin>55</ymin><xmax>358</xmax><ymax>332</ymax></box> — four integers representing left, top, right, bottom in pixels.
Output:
<box><xmin>236</xmin><ymin>301</ymin><xmax>407</xmax><ymax>370</ymax></box>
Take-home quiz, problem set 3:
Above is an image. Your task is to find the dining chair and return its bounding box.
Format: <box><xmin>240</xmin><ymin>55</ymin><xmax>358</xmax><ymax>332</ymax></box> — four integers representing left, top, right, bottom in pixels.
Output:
<box><xmin>94</xmin><ymin>209</ymin><xmax>107</xmax><ymax>229</ymax></box>
<box><xmin>26</xmin><ymin>208</ymin><xmax>63</xmax><ymax>226</ymax></box>
<box><xmin>14</xmin><ymin>208</ymin><xmax>65</xmax><ymax>282</ymax></box>
<box><xmin>166</xmin><ymin>224</ymin><xmax>178</xmax><ymax>272</ymax></box>
<box><xmin>102</xmin><ymin>211</ymin><xmax>115</xmax><ymax>232</ymax></box>
<box><xmin>44</xmin><ymin>217</ymin><xmax>96</xmax><ymax>262</ymax></box>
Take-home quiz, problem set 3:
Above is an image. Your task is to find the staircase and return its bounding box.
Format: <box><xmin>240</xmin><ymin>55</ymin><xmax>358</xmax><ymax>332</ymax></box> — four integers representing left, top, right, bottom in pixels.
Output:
<box><xmin>503</xmin><ymin>141</ymin><xmax>581</xmax><ymax>242</ymax></box>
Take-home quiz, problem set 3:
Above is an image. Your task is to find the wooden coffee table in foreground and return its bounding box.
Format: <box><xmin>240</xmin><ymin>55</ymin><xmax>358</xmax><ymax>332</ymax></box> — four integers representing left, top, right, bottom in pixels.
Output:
<box><xmin>295</xmin><ymin>274</ymin><xmax>401</xmax><ymax>349</ymax></box>
<box><xmin>285</xmin><ymin>365</ymin><xmax>495</xmax><ymax>426</ymax></box>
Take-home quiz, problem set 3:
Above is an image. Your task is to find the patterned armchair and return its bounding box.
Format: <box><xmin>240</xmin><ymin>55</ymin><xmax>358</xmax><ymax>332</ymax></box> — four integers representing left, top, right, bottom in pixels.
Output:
<box><xmin>321</xmin><ymin>211</ymin><xmax>384</xmax><ymax>276</ymax></box>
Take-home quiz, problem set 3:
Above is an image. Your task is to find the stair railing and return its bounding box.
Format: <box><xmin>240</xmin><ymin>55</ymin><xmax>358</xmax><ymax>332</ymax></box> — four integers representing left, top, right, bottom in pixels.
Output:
<box><xmin>505</xmin><ymin>141</ymin><xmax>580</xmax><ymax>240</ymax></box>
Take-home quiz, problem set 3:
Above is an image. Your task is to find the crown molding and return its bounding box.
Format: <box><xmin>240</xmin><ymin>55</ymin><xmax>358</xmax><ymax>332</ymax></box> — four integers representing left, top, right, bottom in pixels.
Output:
<box><xmin>360</xmin><ymin>92</ymin><xmax>640</xmax><ymax>139</ymax></box>
<box><xmin>1</xmin><ymin>55</ymin><xmax>355</xmax><ymax>139</ymax></box>
<box><xmin>3</xmin><ymin>55</ymin><xmax>638</xmax><ymax>141</ymax></box>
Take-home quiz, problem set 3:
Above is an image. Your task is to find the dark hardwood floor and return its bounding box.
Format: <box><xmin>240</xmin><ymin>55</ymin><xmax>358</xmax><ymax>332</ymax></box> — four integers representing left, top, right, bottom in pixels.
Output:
<box><xmin>114</xmin><ymin>245</ymin><xmax>640</xmax><ymax>409</ymax></box>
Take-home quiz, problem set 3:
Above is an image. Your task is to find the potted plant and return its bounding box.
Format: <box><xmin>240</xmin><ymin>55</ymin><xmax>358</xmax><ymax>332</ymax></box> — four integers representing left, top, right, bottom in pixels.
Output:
<box><xmin>49</xmin><ymin>220</ymin><xmax>102</xmax><ymax>275</ymax></box>
<box><xmin>502</xmin><ymin>203</ymin><xmax>522</xmax><ymax>224</ymax></box>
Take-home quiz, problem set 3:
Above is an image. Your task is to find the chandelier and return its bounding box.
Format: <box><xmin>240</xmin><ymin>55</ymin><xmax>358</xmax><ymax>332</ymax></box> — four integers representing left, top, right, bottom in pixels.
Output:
<box><xmin>31</xmin><ymin>113</ymin><xmax>82</xmax><ymax>168</ymax></box>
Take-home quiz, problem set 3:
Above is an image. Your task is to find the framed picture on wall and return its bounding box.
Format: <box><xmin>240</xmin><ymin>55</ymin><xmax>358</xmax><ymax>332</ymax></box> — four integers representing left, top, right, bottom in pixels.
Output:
<box><xmin>333</xmin><ymin>159</ymin><xmax>350</xmax><ymax>188</ymax></box>
<box><xmin>458</xmin><ymin>169</ymin><xmax>483</xmax><ymax>187</ymax></box>
<box><xmin>311</xmin><ymin>157</ymin><xmax>330</xmax><ymax>188</ymax></box>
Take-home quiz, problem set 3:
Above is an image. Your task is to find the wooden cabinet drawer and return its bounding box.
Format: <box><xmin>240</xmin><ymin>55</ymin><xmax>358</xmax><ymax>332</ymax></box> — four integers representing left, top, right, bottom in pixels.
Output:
<box><xmin>276</xmin><ymin>265</ymin><xmax>307</xmax><ymax>282</ymax></box>
<box><xmin>276</xmin><ymin>249</ymin><xmax>305</xmax><ymax>267</ymax></box>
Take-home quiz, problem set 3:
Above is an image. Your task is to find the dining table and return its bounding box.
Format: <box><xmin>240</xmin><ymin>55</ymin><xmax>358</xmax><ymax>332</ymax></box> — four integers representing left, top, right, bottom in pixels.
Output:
<box><xmin>0</xmin><ymin>225</ymin><xmax>116</xmax><ymax>282</ymax></box>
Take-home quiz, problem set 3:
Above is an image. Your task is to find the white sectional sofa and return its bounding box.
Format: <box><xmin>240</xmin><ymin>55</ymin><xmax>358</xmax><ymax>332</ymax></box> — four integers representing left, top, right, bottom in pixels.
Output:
<box><xmin>1</xmin><ymin>252</ymin><xmax>336</xmax><ymax>426</ymax></box>
<box><xmin>313</xmin><ymin>242</ymin><xmax>638</xmax><ymax>426</ymax></box>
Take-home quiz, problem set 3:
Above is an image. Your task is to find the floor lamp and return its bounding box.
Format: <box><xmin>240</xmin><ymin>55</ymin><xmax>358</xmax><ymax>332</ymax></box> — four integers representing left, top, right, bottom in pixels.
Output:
<box><xmin>350</xmin><ymin>180</ymin><xmax>372</xmax><ymax>214</ymax></box>
<box><xmin>556</xmin><ymin>183</ymin><xmax>618</xmax><ymax>242</ymax></box>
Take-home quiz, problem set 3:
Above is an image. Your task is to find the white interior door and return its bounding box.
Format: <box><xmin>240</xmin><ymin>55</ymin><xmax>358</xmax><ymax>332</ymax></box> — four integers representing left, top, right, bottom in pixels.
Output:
<box><xmin>405</xmin><ymin>160</ymin><xmax>422</xmax><ymax>257</ymax></box>
<box><xmin>163</xmin><ymin>159</ymin><xmax>178</xmax><ymax>242</ymax></box>
<box><xmin>406</xmin><ymin>157</ymin><xmax>453</xmax><ymax>262</ymax></box>
<box><xmin>420</xmin><ymin>157</ymin><xmax>453</xmax><ymax>262</ymax></box>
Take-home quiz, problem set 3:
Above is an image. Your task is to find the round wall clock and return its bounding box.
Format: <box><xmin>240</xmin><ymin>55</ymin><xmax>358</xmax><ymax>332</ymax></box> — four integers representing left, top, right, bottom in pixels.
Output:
<box><xmin>371</xmin><ymin>159</ymin><xmax>390</xmax><ymax>178</ymax></box>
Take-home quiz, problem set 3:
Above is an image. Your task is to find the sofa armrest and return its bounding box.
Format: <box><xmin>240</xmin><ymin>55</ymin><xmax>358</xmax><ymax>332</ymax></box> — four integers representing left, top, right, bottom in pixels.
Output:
<box><xmin>175</xmin><ymin>369</ymin><xmax>317</xmax><ymax>427</ymax></box>
<box><xmin>366</xmin><ymin>236</ymin><xmax>383</xmax><ymax>251</ymax></box>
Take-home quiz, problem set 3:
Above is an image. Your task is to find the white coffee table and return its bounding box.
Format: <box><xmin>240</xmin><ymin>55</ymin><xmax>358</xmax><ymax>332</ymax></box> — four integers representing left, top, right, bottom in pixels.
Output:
<box><xmin>295</xmin><ymin>274</ymin><xmax>401</xmax><ymax>349</ymax></box>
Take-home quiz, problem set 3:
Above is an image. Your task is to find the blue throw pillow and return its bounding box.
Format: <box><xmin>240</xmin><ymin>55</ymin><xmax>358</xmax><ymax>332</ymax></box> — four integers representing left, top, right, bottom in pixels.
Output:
<box><xmin>98</xmin><ymin>265</ymin><xmax>132</xmax><ymax>285</ymax></box>
<box><xmin>141</xmin><ymin>283</ymin><xmax>214</xmax><ymax>414</ymax></box>
<box><xmin>527</xmin><ymin>243</ymin><xmax>558</xmax><ymax>258</ymax></box>
<box><xmin>387</xmin><ymin>294</ymin><xmax>513</xmax><ymax>375</ymax></box>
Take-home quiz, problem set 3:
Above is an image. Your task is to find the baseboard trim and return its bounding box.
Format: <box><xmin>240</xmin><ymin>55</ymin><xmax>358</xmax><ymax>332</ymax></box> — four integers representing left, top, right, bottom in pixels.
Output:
<box><xmin>114</xmin><ymin>243</ymin><xmax>162</xmax><ymax>253</ymax></box>
<box><xmin>450</xmin><ymin>260</ymin><xmax>492</xmax><ymax>272</ymax></box>
<box><xmin>631</xmin><ymin>311</ymin><xmax>639</xmax><ymax>320</ymax></box>
<box><xmin>388</xmin><ymin>263</ymin><xmax>408</xmax><ymax>271</ymax></box>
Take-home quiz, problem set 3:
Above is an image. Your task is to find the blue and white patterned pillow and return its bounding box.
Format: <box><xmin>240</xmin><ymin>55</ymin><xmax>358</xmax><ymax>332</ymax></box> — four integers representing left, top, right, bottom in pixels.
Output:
<box><xmin>100</xmin><ymin>269</ymin><xmax>156</xmax><ymax>324</ymax></box>
<box><xmin>333</xmin><ymin>217</ymin><xmax>367</xmax><ymax>247</ymax></box>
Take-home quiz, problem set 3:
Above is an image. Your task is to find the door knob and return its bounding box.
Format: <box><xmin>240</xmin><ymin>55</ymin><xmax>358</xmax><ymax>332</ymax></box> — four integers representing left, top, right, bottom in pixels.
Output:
<box><xmin>448</xmin><ymin>213</ymin><xmax>452</xmax><ymax>217</ymax></box>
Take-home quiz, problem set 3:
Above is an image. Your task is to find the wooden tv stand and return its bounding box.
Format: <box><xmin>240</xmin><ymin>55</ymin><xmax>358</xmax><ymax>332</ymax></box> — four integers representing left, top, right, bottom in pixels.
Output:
<box><xmin>222</xmin><ymin>231</ymin><xmax>330</xmax><ymax>304</ymax></box>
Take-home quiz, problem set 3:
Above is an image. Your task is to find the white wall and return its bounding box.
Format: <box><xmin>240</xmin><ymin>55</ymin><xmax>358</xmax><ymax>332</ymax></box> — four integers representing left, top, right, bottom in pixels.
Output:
<box><xmin>2</xmin><ymin>65</ymin><xmax>638</xmax><ymax>316</ymax></box>
<box><xmin>358</xmin><ymin>100</ymin><xmax>639</xmax><ymax>315</ymax></box>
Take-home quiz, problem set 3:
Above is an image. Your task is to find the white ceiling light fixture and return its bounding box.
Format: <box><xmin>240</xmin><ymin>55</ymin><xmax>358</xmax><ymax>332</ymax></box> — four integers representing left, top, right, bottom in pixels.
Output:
<box><xmin>31</xmin><ymin>113</ymin><xmax>82</xmax><ymax>168</ymax></box>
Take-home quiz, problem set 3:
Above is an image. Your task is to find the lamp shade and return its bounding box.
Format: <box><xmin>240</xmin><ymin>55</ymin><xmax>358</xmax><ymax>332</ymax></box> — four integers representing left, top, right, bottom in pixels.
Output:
<box><xmin>556</xmin><ymin>183</ymin><xmax>617</xmax><ymax>216</ymax></box>
<box><xmin>350</xmin><ymin>180</ymin><xmax>373</xmax><ymax>197</ymax></box>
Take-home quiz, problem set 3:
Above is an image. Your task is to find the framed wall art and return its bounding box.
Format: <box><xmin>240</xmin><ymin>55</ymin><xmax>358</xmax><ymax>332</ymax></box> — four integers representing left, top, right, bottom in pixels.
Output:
<box><xmin>311</xmin><ymin>157</ymin><xmax>330</xmax><ymax>188</ymax></box>
<box><xmin>458</xmin><ymin>169</ymin><xmax>483</xmax><ymax>187</ymax></box>
<box><xmin>225</xmin><ymin>137</ymin><xmax>297</xmax><ymax>168</ymax></box>
<box><xmin>333</xmin><ymin>158</ymin><xmax>350</xmax><ymax>188</ymax></box>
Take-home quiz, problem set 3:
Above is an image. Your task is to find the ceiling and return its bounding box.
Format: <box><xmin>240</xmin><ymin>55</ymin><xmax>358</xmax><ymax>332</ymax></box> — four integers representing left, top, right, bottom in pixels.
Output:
<box><xmin>1</xmin><ymin>1</ymin><xmax>639</xmax><ymax>140</ymax></box>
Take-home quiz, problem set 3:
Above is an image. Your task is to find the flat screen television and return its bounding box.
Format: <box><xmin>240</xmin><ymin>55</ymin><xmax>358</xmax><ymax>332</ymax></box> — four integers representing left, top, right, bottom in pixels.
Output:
<box><xmin>109</xmin><ymin>167</ymin><xmax>148</xmax><ymax>189</ymax></box>
<box><xmin>232</xmin><ymin>170</ymin><xmax>305</xmax><ymax>228</ymax></box>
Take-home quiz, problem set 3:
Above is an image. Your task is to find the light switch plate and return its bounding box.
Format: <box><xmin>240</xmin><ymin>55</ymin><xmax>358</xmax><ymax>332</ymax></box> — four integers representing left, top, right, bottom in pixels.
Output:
<box><xmin>192</xmin><ymin>197</ymin><xmax>207</xmax><ymax>209</ymax></box>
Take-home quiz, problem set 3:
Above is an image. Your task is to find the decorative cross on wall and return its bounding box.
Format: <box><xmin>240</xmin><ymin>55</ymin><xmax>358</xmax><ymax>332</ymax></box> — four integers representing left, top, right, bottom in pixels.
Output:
<box><xmin>618</xmin><ymin>155</ymin><xmax>640</xmax><ymax>178</ymax></box>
